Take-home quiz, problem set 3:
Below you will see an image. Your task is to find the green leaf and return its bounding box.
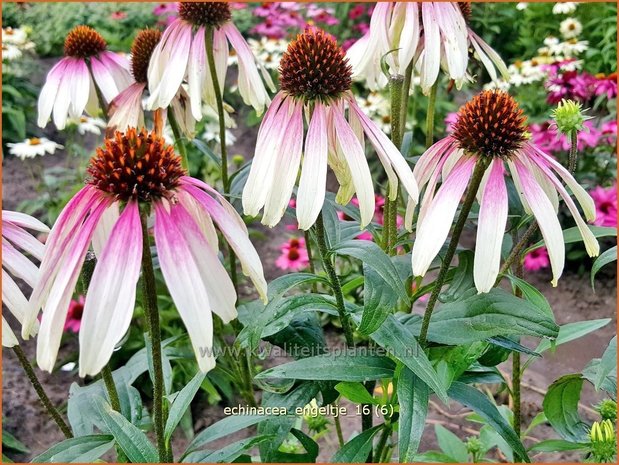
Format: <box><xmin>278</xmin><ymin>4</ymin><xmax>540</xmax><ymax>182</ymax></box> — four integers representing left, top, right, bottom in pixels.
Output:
<box><xmin>90</xmin><ymin>396</ymin><xmax>159</xmax><ymax>463</ymax></box>
<box><xmin>183</xmin><ymin>435</ymin><xmax>274</xmax><ymax>463</ymax></box>
<box><xmin>526</xmin><ymin>225</ymin><xmax>617</xmax><ymax>255</ymax></box>
<box><xmin>333</xmin><ymin>240</ymin><xmax>409</xmax><ymax>302</ymax></box>
<box><xmin>413</xmin><ymin>288</ymin><xmax>558</xmax><ymax>345</ymax></box>
<box><xmin>528</xmin><ymin>439</ymin><xmax>589</xmax><ymax>453</ymax></box>
<box><xmin>504</xmin><ymin>275</ymin><xmax>553</xmax><ymax>317</ymax></box>
<box><xmin>448</xmin><ymin>382</ymin><xmax>530</xmax><ymax>462</ymax></box>
<box><xmin>331</xmin><ymin>426</ymin><xmax>382</xmax><ymax>462</ymax></box>
<box><xmin>31</xmin><ymin>435</ymin><xmax>115</xmax><ymax>463</ymax></box>
<box><xmin>440</xmin><ymin>250</ymin><xmax>475</xmax><ymax>303</ymax></box>
<box><xmin>366</xmin><ymin>315</ymin><xmax>449</xmax><ymax>403</ymax></box>
<box><xmin>267</xmin><ymin>428</ymin><xmax>319</xmax><ymax>463</ymax></box>
<box><xmin>434</xmin><ymin>424</ymin><xmax>468</xmax><ymax>462</ymax></box>
<box><xmin>183</xmin><ymin>415</ymin><xmax>269</xmax><ymax>458</ymax></box>
<box><xmin>261</xmin><ymin>294</ymin><xmax>338</xmax><ymax>339</ymax></box>
<box><xmin>398</xmin><ymin>368</ymin><xmax>429</xmax><ymax>462</ymax></box>
<box><xmin>357</xmin><ymin>263</ymin><xmax>398</xmax><ymax>335</ymax></box>
<box><xmin>2</xmin><ymin>430</ymin><xmax>28</xmax><ymax>453</ymax></box>
<box><xmin>591</xmin><ymin>246</ymin><xmax>617</xmax><ymax>291</ymax></box>
<box><xmin>165</xmin><ymin>371</ymin><xmax>207</xmax><ymax>443</ymax></box>
<box><xmin>542</xmin><ymin>375</ymin><xmax>588</xmax><ymax>442</ymax></box>
<box><xmin>255</xmin><ymin>353</ymin><xmax>395</xmax><ymax>382</ymax></box>
<box><xmin>335</xmin><ymin>382</ymin><xmax>378</xmax><ymax>405</ymax></box>
<box><xmin>595</xmin><ymin>336</ymin><xmax>617</xmax><ymax>390</ymax></box>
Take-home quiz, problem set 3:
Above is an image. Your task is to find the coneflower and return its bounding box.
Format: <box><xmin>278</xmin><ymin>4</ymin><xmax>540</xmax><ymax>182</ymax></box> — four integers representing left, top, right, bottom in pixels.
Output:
<box><xmin>242</xmin><ymin>27</ymin><xmax>418</xmax><ymax>230</ymax></box>
<box><xmin>23</xmin><ymin>128</ymin><xmax>267</xmax><ymax>376</ymax></box>
<box><xmin>347</xmin><ymin>2</ymin><xmax>508</xmax><ymax>93</ymax></box>
<box><xmin>410</xmin><ymin>90</ymin><xmax>599</xmax><ymax>292</ymax></box>
<box><xmin>38</xmin><ymin>25</ymin><xmax>132</xmax><ymax>129</ymax></box>
<box><xmin>146</xmin><ymin>2</ymin><xmax>274</xmax><ymax>119</ymax></box>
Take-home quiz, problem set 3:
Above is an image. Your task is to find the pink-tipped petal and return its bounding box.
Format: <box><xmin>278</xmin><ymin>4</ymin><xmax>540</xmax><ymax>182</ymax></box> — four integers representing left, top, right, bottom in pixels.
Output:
<box><xmin>2</xmin><ymin>270</ymin><xmax>38</xmax><ymax>339</ymax></box>
<box><xmin>412</xmin><ymin>156</ymin><xmax>477</xmax><ymax>277</ymax></box>
<box><xmin>398</xmin><ymin>3</ymin><xmax>420</xmax><ymax>76</ymax></box>
<box><xmin>38</xmin><ymin>58</ymin><xmax>69</xmax><ymax>128</ymax></box>
<box><xmin>2</xmin><ymin>239</ymin><xmax>39</xmax><ymax>288</ymax></box>
<box><xmin>297</xmin><ymin>103</ymin><xmax>329</xmax><ymax>230</ymax></box>
<box><xmin>79</xmin><ymin>202</ymin><xmax>142</xmax><ymax>376</ymax></box>
<box><xmin>2</xmin><ymin>211</ymin><xmax>49</xmax><ymax>233</ymax></box>
<box><xmin>2</xmin><ymin>222</ymin><xmax>45</xmax><ymax>260</ymax></box>
<box><xmin>52</xmin><ymin>59</ymin><xmax>75</xmax><ymax>130</ymax></box>
<box><xmin>91</xmin><ymin>202</ymin><xmax>120</xmax><ymax>259</ymax></box>
<box><xmin>474</xmin><ymin>160</ymin><xmax>508</xmax><ymax>293</ymax></box>
<box><xmin>108</xmin><ymin>82</ymin><xmax>146</xmax><ymax>132</ymax></box>
<box><xmin>68</xmin><ymin>59</ymin><xmax>90</xmax><ymax>118</ymax></box>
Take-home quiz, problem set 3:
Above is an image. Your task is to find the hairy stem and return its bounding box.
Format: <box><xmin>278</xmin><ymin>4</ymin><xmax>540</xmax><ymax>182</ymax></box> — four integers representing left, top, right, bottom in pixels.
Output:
<box><xmin>418</xmin><ymin>159</ymin><xmax>489</xmax><ymax>347</ymax></box>
<box><xmin>12</xmin><ymin>345</ymin><xmax>73</xmax><ymax>439</ymax></box>
<box><xmin>140</xmin><ymin>212</ymin><xmax>169</xmax><ymax>462</ymax></box>
<box><xmin>304</xmin><ymin>229</ymin><xmax>318</xmax><ymax>293</ymax></box>
<box><xmin>168</xmin><ymin>110</ymin><xmax>189</xmax><ymax>171</ymax></box>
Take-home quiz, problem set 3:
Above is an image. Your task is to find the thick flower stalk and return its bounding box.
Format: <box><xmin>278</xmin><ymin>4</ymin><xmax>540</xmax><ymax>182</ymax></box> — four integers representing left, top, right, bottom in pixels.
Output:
<box><xmin>146</xmin><ymin>2</ymin><xmax>274</xmax><ymax>119</ymax></box>
<box><xmin>108</xmin><ymin>29</ymin><xmax>194</xmax><ymax>136</ymax></box>
<box><xmin>22</xmin><ymin>128</ymin><xmax>267</xmax><ymax>376</ymax></box>
<box><xmin>2</xmin><ymin>210</ymin><xmax>49</xmax><ymax>347</ymax></box>
<box><xmin>242</xmin><ymin>27</ymin><xmax>419</xmax><ymax>230</ymax></box>
<box><xmin>347</xmin><ymin>2</ymin><xmax>508</xmax><ymax>93</ymax></box>
<box><xmin>38</xmin><ymin>25</ymin><xmax>132</xmax><ymax>129</ymax></box>
<box><xmin>409</xmin><ymin>90</ymin><xmax>599</xmax><ymax>292</ymax></box>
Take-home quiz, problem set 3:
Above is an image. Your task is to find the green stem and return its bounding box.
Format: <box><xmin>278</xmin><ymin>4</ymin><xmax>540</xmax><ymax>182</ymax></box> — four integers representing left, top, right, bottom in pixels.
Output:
<box><xmin>12</xmin><ymin>345</ymin><xmax>73</xmax><ymax>439</ymax></box>
<box><xmin>304</xmin><ymin>230</ymin><xmax>318</xmax><ymax>293</ymax></box>
<box><xmin>568</xmin><ymin>130</ymin><xmax>578</xmax><ymax>174</ymax></box>
<box><xmin>374</xmin><ymin>424</ymin><xmax>391</xmax><ymax>463</ymax></box>
<box><xmin>418</xmin><ymin>159</ymin><xmax>489</xmax><ymax>347</ymax></box>
<box><xmin>314</xmin><ymin>214</ymin><xmax>355</xmax><ymax>347</ymax></box>
<box><xmin>334</xmin><ymin>412</ymin><xmax>345</xmax><ymax>448</ymax></box>
<box><xmin>101</xmin><ymin>366</ymin><xmax>121</xmax><ymax>413</ymax></box>
<box><xmin>399</xmin><ymin>62</ymin><xmax>414</xmax><ymax>140</ymax></box>
<box><xmin>205</xmin><ymin>26</ymin><xmax>229</xmax><ymax>193</ymax></box>
<box><xmin>140</xmin><ymin>212</ymin><xmax>169</xmax><ymax>462</ymax></box>
<box><xmin>168</xmin><ymin>110</ymin><xmax>189</xmax><ymax>171</ymax></box>
<box><xmin>425</xmin><ymin>83</ymin><xmax>438</xmax><ymax>148</ymax></box>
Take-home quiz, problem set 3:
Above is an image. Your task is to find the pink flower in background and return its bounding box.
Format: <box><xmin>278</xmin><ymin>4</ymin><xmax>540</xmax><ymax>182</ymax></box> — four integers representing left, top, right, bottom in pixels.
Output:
<box><xmin>153</xmin><ymin>3</ymin><xmax>177</xmax><ymax>16</ymax></box>
<box><xmin>524</xmin><ymin>247</ymin><xmax>550</xmax><ymax>272</ymax></box>
<box><xmin>251</xmin><ymin>2</ymin><xmax>338</xmax><ymax>39</ymax></box>
<box><xmin>348</xmin><ymin>5</ymin><xmax>366</xmax><ymax>20</ymax></box>
<box><xmin>594</xmin><ymin>73</ymin><xmax>618</xmax><ymax>100</ymax></box>
<box><xmin>530</xmin><ymin>122</ymin><xmax>563</xmax><ymax>153</ymax></box>
<box><xmin>546</xmin><ymin>69</ymin><xmax>596</xmax><ymax>104</ymax></box>
<box><xmin>590</xmin><ymin>185</ymin><xmax>617</xmax><ymax>227</ymax></box>
<box><xmin>64</xmin><ymin>296</ymin><xmax>85</xmax><ymax>333</ymax></box>
<box><xmin>601</xmin><ymin>120</ymin><xmax>617</xmax><ymax>145</ymax></box>
<box><xmin>530</xmin><ymin>120</ymin><xmax>605</xmax><ymax>154</ymax></box>
<box><xmin>276</xmin><ymin>238</ymin><xmax>310</xmax><ymax>271</ymax></box>
<box><xmin>110</xmin><ymin>11</ymin><xmax>127</xmax><ymax>20</ymax></box>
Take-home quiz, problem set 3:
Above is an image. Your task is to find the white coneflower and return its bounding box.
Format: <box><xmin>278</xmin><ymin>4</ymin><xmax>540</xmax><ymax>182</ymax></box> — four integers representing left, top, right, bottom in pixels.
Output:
<box><xmin>2</xmin><ymin>210</ymin><xmax>48</xmax><ymax>347</ymax></box>
<box><xmin>409</xmin><ymin>90</ymin><xmax>598</xmax><ymax>292</ymax></box>
<box><xmin>553</xmin><ymin>2</ymin><xmax>579</xmax><ymax>15</ymax></box>
<box><xmin>560</xmin><ymin>18</ymin><xmax>583</xmax><ymax>39</ymax></box>
<box><xmin>37</xmin><ymin>25</ymin><xmax>132</xmax><ymax>130</ymax></box>
<box><xmin>69</xmin><ymin>116</ymin><xmax>106</xmax><ymax>135</ymax></box>
<box><xmin>146</xmin><ymin>2</ymin><xmax>275</xmax><ymax>119</ymax></box>
<box><xmin>7</xmin><ymin>137</ymin><xmax>63</xmax><ymax>160</ymax></box>
<box><xmin>346</xmin><ymin>2</ymin><xmax>508</xmax><ymax>93</ymax></box>
<box><xmin>242</xmin><ymin>28</ymin><xmax>418</xmax><ymax>230</ymax></box>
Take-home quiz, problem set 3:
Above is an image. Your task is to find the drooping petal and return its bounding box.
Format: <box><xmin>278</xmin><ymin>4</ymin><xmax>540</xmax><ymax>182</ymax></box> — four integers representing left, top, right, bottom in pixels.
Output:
<box><xmin>90</xmin><ymin>56</ymin><xmax>120</xmax><ymax>104</ymax></box>
<box><xmin>398</xmin><ymin>2</ymin><xmax>420</xmax><ymax>74</ymax></box>
<box><xmin>92</xmin><ymin>202</ymin><xmax>120</xmax><ymax>259</ymax></box>
<box><xmin>412</xmin><ymin>156</ymin><xmax>477</xmax><ymax>277</ymax></box>
<box><xmin>38</xmin><ymin>58</ymin><xmax>70</xmax><ymax>128</ymax></box>
<box><xmin>420</xmin><ymin>3</ymin><xmax>441</xmax><ymax>94</ymax></box>
<box><xmin>2</xmin><ymin>221</ymin><xmax>45</xmax><ymax>260</ymax></box>
<box><xmin>512</xmin><ymin>160</ymin><xmax>565</xmax><ymax>286</ymax></box>
<box><xmin>52</xmin><ymin>59</ymin><xmax>75</xmax><ymax>130</ymax></box>
<box><xmin>2</xmin><ymin>239</ymin><xmax>39</xmax><ymax>288</ymax></box>
<box><xmin>261</xmin><ymin>101</ymin><xmax>304</xmax><ymax>227</ymax></box>
<box><xmin>468</xmin><ymin>30</ymin><xmax>509</xmax><ymax>81</ymax></box>
<box><xmin>332</xmin><ymin>105</ymin><xmax>375</xmax><ymax>227</ymax></box>
<box><xmin>2</xmin><ymin>211</ymin><xmax>49</xmax><ymax>233</ymax></box>
<box><xmin>474</xmin><ymin>160</ymin><xmax>508</xmax><ymax>293</ymax></box>
<box><xmin>434</xmin><ymin>2</ymin><xmax>468</xmax><ymax>81</ymax></box>
<box><xmin>187</xmin><ymin>26</ymin><xmax>207</xmax><ymax>120</ymax></box>
<box><xmin>79</xmin><ymin>201</ymin><xmax>142</xmax><ymax>377</ymax></box>
<box><xmin>178</xmin><ymin>190</ymin><xmax>219</xmax><ymax>253</ymax></box>
<box><xmin>154</xmin><ymin>202</ymin><xmax>215</xmax><ymax>373</ymax></box>
<box><xmin>297</xmin><ymin>102</ymin><xmax>328</xmax><ymax>230</ymax></box>
<box><xmin>68</xmin><ymin>59</ymin><xmax>91</xmax><ymax>118</ymax></box>
<box><xmin>2</xmin><ymin>270</ymin><xmax>38</xmax><ymax>339</ymax></box>
<box><xmin>2</xmin><ymin>317</ymin><xmax>19</xmax><ymax>348</ymax></box>
<box><xmin>108</xmin><ymin>82</ymin><xmax>146</xmax><ymax>132</ymax></box>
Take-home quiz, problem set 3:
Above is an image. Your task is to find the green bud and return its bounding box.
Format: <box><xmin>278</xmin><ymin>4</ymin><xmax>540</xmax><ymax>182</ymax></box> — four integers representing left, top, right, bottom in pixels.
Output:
<box><xmin>232</xmin><ymin>154</ymin><xmax>245</xmax><ymax>166</ymax></box>
<box><xmin>596</xmin><ymin>399</ymin><xmax>617</xmax><ymax>422</ymax></box>
<box><xmin>551</xmin><ymin>99</ymin><xmax>591</xmax><ymax>135</ymax></box>
<box><xmin>465</xmin><ymin>436</ymin><xmax>483</xmax><ymax>455</ymax></box>
<box><xmin>589</xmin><ymin>420</ymin><xmax>617</xmax><ymax>463</ymax></box>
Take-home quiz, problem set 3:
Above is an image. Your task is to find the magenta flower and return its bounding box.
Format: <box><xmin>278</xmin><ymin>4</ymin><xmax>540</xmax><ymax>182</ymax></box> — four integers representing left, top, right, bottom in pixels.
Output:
<box><xmin>147</xmin><ymin>2</ymin><xmax>274</xmax><ymax>119</ymax></box>
<box><xmin>275</xmin><ymin>237</ymin><xmax>310</xmax><ymax>271</ymax></box>
<box><xmin>153</xmin><ymin>3</ymin><xmax>178</xmax><ymax>16</ymax></box>
<box><xmin>64</xmin><ymin>296</ymin><xmax>85</xmax><ymax>333</ymax></box>
<box><xmin>409</xmin><ymin>90</ymin><xmax>599</xmax><ymax>292</ymax></box>
<box><xmin>2</xmin><ymin>211</ymin><xmax>48</xmax><ymax>347</ymax></box>
<box><xmin>37</xmin><ymin>26</ymin><xmax>132</xmax><ymax>130</ymax></box>
<box><xmin>242</xmin><ymin>28</ymin><xmax>418</xmax><ymax>230</ymax></box>
<box><xmin>348</xmin><ymin>5</ymin><xmax>367</xmax><ymax>20</ymax></box>
<box><xmin>546</xmin><ymin>69</ymin><xmax>596</xmax><ymax>104</ymax></box>
<box><xmin>590</xmin><ymin>185</ymin><xmax>618</xmax><ymax>227</ymax></box>
<box><xmin>601</xmin><ymin>120</ymin><xmax>617</xmax><ymax>145</ymax></box>
<box><xmin>23</xmin><ymin>129</ymin><xmax>266</xmax><ymax>376</ymax></box>
<box><xmin>594</xmin><ymin>73</ymin><xmax>618</xmax><ymax>100</ymax></box>
<box><xmin>524</xmin><ymin>247</ymin><xmax>550</xmax><ymax>272</ymax></box>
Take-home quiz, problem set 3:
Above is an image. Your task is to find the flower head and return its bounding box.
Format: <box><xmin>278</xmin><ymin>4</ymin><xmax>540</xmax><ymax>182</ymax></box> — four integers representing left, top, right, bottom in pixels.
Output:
<box><xmin>551</xmin><ymin>98</ymin><xmax>591</xmax><ymax>134</ymax></box>
<box><xmin>243</xmin><ymin>28</ymin><xmax>418</xmax><ymax>230</ymax></box>
<box><xmin>7</xmin><ymin>137</ymin><xmax>63</xmax><ymax>160</ymax></box>
<box><xmin>409</xmin><ymin>90</ymin><xmax>599</xmax><ymax>292</ymax></box>
<box><xmin>524</xmin><ymin>247</ymin><xmax>550</xmax><ymax>272</ymax></box>
<box><xmin>590</xmin><ymin>185</ymin><xmax>617</xmax><ymax>227</ymax></box>
<box><xmin>24</xmin><ymin>128</ymin><xmax>267</xmax><ymax>376</ymax></box>
<box><xmin>275</xmin><ymin>237</ymin><xmax>310</xmax><ymax>271</ymax></box>
<box><xmin>553</xmin><ymin>2</ymin><xmax>578</xmax><ymax>15</ymax></box>
<box><xmin>38</xmin><ymin>25</ymin><xmax>132</xmax><ymax>129</ymax></box>
<box><xmin>560</xmin><ymin>18</ymin><xmax>582</xmax><ymax>39</ymax></box>
<box><xmin>2</xmin><ymin>210</ymin><xmax>49</xmax><ymax>347</ymax></box>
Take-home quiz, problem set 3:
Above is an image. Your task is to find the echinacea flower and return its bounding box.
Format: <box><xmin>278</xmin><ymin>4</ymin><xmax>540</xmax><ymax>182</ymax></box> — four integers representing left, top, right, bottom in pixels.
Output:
<box><xmin>590</xmin><ymin>185</ymin><xmax>617</xmax><ymax>227</ymax></box>
<box><xmin>108</xmin><ymin>29</ymin><xmax>195</xmax><ymax>136</ymax></box>
<box><xmin>523</xmin><ymin>247</ymin><xmax>550</xmax><ymax>271</ymax></box>
<box><xmin>347</xmin><ymin>2</ymin><xmax>508</xmax><ymax>93</ymax></box>
<box><xmin>64</xmin><ymin>296</ymin><xmax>85</xmax><ymax>333</ymax></box>
<box><xmin>553</xmin><ymin>2</ymin><xmax>578</xmax><ymax>15</ymax></box>
<box><xmin>22</xmin><ymin>128</ymin><xmax>267</xmax><ymax>376</ymax></box>
<box><xmin>409</xmin><ymin>90</ymin><xmax>599</xmax><ymax>292</ymax></box>
<box><xmin>275</xmin><ymin>237</ymin><xmax>310</xmax><ymax>271</ymax></box>
<box><xmin>69</xmin><ymin>116</ymin><xmax>106</xmax><ymax>135</ymax></box>
<box><xmin>560</xmin><ymin>18</ymin><xmax>582</xmax><ymax>39</ymax></box>
<box><xmin>242</xmin><ymin>28</ymin><xmax>418</xmax><ymax>230</ymax></box>
<box><xmin>146</xmin><ymin>2</ymin><xmax>275</xmax><ymax>120</ymax></box>
<box><xmin>38</xmin><ymin>25</ymin><xmax>132</xmax><ymax>130</ymax></box>
<box><xmin>2</xmin><ymin>210</ymin><xmax>48</xmax><ymax>347</ymax></box>
<box><xmin>7</xmin><ymin>137</ymin><xmax>64</xmax><ymax>160</ymax></box>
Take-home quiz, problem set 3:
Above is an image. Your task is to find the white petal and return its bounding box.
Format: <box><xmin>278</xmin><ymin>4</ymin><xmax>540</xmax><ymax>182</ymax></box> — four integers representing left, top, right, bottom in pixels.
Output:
<box><xmin>37</xmin><ymin>59</ymin><xmax>69</xmax><ymax>128</ymax></box>
<box><xmin>420</xmin><ymin>3</ymin><xmax>441</xmax><ymax>94</ymax></box>
<box><xmin>2</xmin><ymin>317</ymin><xmax>19</xmax><ymax>348</ymax></box>
<box><xmin>2</xmin><ymin>210</ymin><xmax>49</xmax><ymax>233</ymax></box>
<box><xmin>91</xmin><ymin>202</ymin><xmax>120</xmax><ymax>259</ymax></box>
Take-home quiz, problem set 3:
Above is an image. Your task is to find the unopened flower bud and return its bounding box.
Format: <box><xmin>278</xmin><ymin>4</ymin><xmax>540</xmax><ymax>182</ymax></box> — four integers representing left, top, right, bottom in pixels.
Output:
<box><xmin>551</xmin><ymin>99</ymin><xmax>591</xmax><ymax>135</ymax></box>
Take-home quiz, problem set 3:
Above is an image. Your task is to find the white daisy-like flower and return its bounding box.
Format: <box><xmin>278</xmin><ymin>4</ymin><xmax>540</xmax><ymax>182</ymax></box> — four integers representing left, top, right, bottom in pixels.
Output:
<box><xmin>516</xmin><ymin>3</ymin><xmax>529</xmax><ymax>10</ymax></box>
<box><xmin>2</xmin><ymin>44</ymin><xmax>22</xmax><ymax>61</ymax></box>
<box><xmin>2</xmin><ymin>27</ymin><xmax>31</xmax><ymax>46</ymax></box>
<box><xmin>7</xmin><ymin>138</ymin><xmax>64</xmax><ymax>160</ymax></box>
<box><xmin>356</xmin><ymin>91</ymin><xmax>392</xmax><ymax>133</ymax></box>
<box><xmin>246</xmin><ymin>38</ymin><xmax>288</xmax><ymax>71</ymax></box>
<box><xmin>554</xmin><ymin>39</ymin><xmax>589</xmax><ymax>57</ymax></box>
<box><xmin>69</xmin><ymin>116</ymin><xmax>106</xmax><ymax>135</ymax></box>
<box><xmin>560</xmin><ymin>18</ymin><xmax>582</xmax><ymax>39</ymax></box>
<box><xmin>553</xmin><ymin>2</ymin><xmax>578</xmax><ymax>15</ymax></box>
